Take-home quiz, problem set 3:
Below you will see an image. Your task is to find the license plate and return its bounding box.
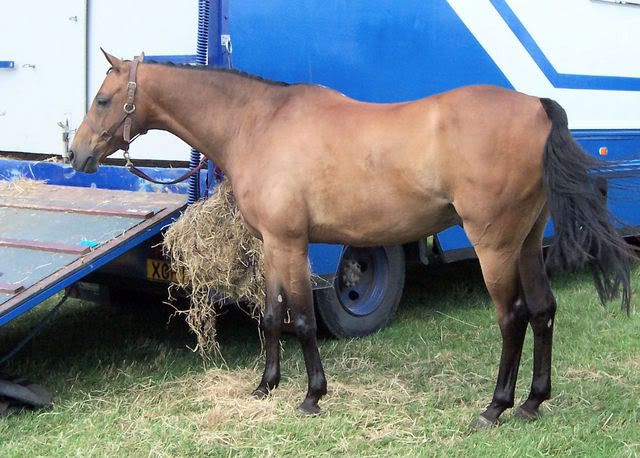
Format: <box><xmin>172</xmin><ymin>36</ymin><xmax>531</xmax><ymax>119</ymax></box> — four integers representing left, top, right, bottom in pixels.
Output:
<box><xmin>146</xmin><ymin>258</ymin><xmax>178</xmax><ymax>283</ymax></box>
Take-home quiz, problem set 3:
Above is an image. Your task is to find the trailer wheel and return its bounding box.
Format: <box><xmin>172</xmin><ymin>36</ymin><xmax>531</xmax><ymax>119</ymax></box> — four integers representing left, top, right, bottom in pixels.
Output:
<box><xmin>314</xmin><ymin>245</ymin><xmax>405</xmax><ymax>338</ymax></box>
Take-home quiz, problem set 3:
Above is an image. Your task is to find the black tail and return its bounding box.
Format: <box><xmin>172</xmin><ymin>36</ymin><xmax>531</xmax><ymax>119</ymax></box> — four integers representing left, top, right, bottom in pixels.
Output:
<box><xmin>540</xmin><ymin>98</ymin><xmax>636</xmax><ymax>312</ymax></box>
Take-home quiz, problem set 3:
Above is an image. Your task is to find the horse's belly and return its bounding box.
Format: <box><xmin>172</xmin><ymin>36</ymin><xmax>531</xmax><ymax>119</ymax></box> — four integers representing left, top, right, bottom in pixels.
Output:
<box><xmin>308</xmin><ymin>196</ymin><xmax>458</xmax><ymax>246</ymax></box>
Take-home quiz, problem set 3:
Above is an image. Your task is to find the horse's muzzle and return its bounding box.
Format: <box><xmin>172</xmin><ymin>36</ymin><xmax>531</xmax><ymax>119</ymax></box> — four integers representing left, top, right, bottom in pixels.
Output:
<box><xmin>69</xmin><ymin>149</ymin><xmax>98</xmax><ymax>173</ymax></box>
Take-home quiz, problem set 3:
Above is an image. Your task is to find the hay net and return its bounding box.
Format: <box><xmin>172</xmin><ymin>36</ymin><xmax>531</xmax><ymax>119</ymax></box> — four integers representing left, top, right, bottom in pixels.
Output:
<box><xmin>163</xmin><ymin>178</ymin><xmax>265</xmax><ymax>355</ymax></box>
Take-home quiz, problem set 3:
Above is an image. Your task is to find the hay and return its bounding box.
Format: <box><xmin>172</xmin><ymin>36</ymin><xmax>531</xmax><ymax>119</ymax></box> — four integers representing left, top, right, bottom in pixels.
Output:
<box><xmin>0</xmin><ymin>178</ymin><xmax>48</xmax><ymax>194</ymax></box>
<box><xmin>163</xmin><ymin>178</ymin><xmax>265</xmax><ymax>355</ymax></box>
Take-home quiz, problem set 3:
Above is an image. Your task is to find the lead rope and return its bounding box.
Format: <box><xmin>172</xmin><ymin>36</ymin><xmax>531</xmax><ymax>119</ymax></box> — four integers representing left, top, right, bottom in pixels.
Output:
<box><xmin>125</xmin><ymin>153</ymin><xmax>208</xmax><ymax>186</ymax></box>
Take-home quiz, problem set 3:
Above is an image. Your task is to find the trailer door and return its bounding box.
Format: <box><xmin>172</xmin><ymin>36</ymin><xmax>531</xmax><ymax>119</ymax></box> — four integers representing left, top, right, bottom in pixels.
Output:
<box><xmin>0</xmin><ymin>1</ymin><xmax>86</xmax><ymax>155</ymax></box>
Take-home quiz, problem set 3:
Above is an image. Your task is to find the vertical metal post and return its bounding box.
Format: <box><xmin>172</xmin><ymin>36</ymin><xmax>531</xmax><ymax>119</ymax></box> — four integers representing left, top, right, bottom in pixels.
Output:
<box><xmin>209</xmin><ymin>0</ymin><xmax>231</xmax><ymax>67</ymax></box>
<box><xmin>205</xmin><ymin>0</ymin><xmax>231</xmax><ymax>197</ymax></box>
<box><xmin>188</xmin><ymin>0</ymin><xmax>211</xmax><ymax>205</ymax></box>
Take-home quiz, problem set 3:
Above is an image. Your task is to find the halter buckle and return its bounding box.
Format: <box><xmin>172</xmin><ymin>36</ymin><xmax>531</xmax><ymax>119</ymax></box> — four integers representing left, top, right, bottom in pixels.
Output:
<box><xmin>123</xmin><ymin>150</ymin><xmax>133</xmax><ymax>168</ymax></box>
<box><xmin>123</xmin><ymin>103</ymin><xmax>136</xmax><ymax>114</ymax></box>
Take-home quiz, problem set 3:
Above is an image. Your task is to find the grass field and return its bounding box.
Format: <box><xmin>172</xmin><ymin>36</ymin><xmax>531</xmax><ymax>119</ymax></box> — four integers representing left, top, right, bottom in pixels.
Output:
<box><xmin>0</xmin><ymin>260</ymin><xmax>638</xmax><ymax>457</ymax></box>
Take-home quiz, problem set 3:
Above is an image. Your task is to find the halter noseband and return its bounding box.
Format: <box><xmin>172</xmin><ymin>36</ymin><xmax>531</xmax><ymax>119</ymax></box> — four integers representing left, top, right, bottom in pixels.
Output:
<box><xmin>83</xmin><ymin>54</ymin><xmax>146</xmax><ymax>161</ymax></box>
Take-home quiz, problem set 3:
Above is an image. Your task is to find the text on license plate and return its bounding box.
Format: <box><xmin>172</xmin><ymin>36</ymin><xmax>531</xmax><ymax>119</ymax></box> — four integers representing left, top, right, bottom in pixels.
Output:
<box><xmin>146</xmin><ymin>259</ymin><xmax>178</xmax><ymax>282</ymax></box>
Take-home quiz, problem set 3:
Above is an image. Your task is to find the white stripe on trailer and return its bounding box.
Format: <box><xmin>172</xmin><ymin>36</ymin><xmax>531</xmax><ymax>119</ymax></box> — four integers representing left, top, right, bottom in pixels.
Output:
<box><xmin>447</xmin><ymin>0</ymin><xmax>640</xmax><ymax>130</ymax></box>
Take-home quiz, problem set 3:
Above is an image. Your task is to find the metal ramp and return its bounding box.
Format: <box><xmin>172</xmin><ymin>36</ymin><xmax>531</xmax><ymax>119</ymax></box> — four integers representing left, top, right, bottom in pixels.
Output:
<box><xmin>0</xmin><ymin>183</ymin><xmax>186</xmax><ymax>325</ymax></box>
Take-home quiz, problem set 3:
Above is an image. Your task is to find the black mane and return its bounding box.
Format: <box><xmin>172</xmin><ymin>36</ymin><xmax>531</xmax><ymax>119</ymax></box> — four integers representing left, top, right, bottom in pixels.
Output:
<box><xmin>144</xmin><ymin>60</ymin><xmax>291</xmax><ymax>87</ymax></box>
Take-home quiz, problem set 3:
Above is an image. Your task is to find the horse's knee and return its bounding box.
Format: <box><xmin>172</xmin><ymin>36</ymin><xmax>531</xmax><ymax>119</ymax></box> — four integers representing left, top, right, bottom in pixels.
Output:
<box><xmin>519</xmin><ymin>259</ymin><xmax>557</xmax><ymax>328</ymax></box>
<box><xmin>294</xmin><ymin>315</ymin><xmax>316</xmax><ymax>340</ymax></box>
<box><xmin>263</xmin><ymin>309</ymin><xmax>280</xmax><ymax>334</ymax></box>
<box><xmin>498</xmin><ymin>298</ymin><xmax>529</xmax><ymax>338</ymax></box>
<box><xmin>528</xmin><ymin>296</ymin><xmax>557</xmax><ymax>332</ymax></box>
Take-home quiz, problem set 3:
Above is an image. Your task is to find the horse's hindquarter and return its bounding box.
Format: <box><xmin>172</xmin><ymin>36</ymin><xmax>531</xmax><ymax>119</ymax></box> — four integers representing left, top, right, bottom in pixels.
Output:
<box><xmin>436</xmin><ymin>86</ymin><xmax>551</xmax><ymax>236</ymax></box>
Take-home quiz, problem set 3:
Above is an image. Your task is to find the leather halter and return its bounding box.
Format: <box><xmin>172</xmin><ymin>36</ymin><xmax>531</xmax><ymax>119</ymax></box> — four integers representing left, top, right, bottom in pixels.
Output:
<box><xmin>83</xmin><ymin>54</ymin><xmax>207</xmax><ymax>185</ymax></box>
<box><xmin>83</xmin><ymin>54</ymin><xmax>146</xmax><ymax>153</ymax></box>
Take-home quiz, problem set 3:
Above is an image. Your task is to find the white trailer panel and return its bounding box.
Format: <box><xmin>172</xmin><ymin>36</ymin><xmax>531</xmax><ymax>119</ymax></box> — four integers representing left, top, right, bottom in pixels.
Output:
<box><xmin>0</xmin><ymin>0</ymin><xmax>86</xmax><ymax>154</ymax></box>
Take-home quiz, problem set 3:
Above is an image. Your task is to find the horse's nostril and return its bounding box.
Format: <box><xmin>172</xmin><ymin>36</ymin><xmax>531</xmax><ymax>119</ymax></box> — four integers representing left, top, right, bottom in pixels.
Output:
<box><xmin>68</xmin><ymin>150</ymin><xmax>75</xmax><ymax>162</ymax></box>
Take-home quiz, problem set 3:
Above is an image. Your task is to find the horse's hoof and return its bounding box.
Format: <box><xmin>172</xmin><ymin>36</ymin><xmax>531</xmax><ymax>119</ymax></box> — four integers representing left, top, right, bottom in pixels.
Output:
<box><xmin>298</xmin><ymin>401</ymin><xmax>322</xmax><ymax>416</ymax></box>
<box><xmin>514</xmin><ymin>406</ymin><xmax>539</xmax><ymax>421</ymax></box>
<box><xmin>469</xmin><ymin>414</ymin><xmax>496</xmax><ymax>432</ymax></box>
<box><xmin>252</xmin><ymin>388</ymin><xmax>269</xmax><ymax>400</ymax></box>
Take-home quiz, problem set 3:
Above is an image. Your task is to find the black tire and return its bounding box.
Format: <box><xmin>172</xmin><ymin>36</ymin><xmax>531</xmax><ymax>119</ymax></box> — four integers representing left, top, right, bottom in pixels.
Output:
<box><xmin>314</xmin><ymin>245</ymin><xmax>405</xmax><ymax>338</ymax></box>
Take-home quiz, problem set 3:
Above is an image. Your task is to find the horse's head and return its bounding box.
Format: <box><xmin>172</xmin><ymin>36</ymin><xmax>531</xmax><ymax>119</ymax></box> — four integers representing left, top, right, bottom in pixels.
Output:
<box><xmin>70</xmin><ymin>49</ymin><xmax>147</xmax><ymax>173</ymax></box>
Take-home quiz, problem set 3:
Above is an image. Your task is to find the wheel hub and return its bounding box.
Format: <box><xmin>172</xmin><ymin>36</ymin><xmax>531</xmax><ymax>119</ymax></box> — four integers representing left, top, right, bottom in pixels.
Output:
<box><xmin>341</xmin><ymin>259</ymin><xmax>362</xmax><ymax>287</ymax></box>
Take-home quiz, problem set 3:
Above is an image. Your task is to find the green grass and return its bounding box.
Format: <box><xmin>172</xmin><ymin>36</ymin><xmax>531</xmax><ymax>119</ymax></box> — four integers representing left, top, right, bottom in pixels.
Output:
<box><xmin>1</xmin><ymin>261</ymin><xmax>639</xmax><ymax>457</ymax></box>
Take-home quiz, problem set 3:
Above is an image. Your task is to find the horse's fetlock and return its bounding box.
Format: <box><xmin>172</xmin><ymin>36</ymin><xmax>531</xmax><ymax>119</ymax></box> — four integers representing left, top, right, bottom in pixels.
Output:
<box><xmin>266</xmin><ymin>375</ymin><xmax>280</xmax><ymax>390</ymax></box>
<box><xmin>492</xmin><ymin>390</ymin><xmax>515</xmax><ymax>409</ymax></box>
<box><xmin>530</xmin><ymin>380</ymin><xmax>551</xmax><ymax>401</ymax></box>
<box><xmin>316</xmin><ymin>377</ymin><xmax>328</xmax><ymax>396</ymax></box>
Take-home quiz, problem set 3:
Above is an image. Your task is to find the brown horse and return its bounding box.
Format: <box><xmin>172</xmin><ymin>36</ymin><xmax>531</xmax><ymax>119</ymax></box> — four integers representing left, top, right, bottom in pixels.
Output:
<box><xmin>70</xmin><ymin>51</ymin><xmax>635</xmax><ymax>427</ymax></box>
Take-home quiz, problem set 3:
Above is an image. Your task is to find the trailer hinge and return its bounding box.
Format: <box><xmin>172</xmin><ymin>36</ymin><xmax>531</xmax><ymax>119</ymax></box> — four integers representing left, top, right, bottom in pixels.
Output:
<box><xmin>57</xmin><ymin>118</ymin><xmax>75</xmax><ymax>162</ymax></box>
<box><xmin>221</xmin><ymin>34</ymin><xmax>232</xmax><ymax>55</ymax></box>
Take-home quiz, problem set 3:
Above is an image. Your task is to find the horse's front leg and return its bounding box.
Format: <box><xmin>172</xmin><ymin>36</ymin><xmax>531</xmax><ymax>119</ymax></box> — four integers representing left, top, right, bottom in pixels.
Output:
<box><xmin>256</xmin><ymin>237</ymin><xmax>327</xmax><ymax>414</ymax></box>
<box><xmin>252</xmin><ymin>254</ymin><xmax>284</xmax><ymax>399</ymax></box>
<box><xmin>291</xmin><ymin>265</ymin><xmax>327</xmax><ymax>415</ymax></box>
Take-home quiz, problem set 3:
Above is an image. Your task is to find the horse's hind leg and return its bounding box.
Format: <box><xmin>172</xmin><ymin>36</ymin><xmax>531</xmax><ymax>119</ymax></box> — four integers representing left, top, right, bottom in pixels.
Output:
<box><xmin>471</xmin><ymin>243</ymin><xmax>530</xmax><ymax>428</ymax></box>
<box><xmin>516</xmin><ymin>209</ymin><xmax>557</xmax><ymax>420</ymax></box>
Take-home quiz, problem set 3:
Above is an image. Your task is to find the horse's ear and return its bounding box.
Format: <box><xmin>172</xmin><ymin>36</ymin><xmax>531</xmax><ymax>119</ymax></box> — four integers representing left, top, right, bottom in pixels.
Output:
<box><xmin>100</xmin><ymin>47</ymin><xmax>123</xmax><ymax>69</ymax></box>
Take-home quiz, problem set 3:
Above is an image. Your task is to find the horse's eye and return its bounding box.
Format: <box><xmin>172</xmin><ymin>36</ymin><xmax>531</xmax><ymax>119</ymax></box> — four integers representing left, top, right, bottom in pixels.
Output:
<box><xmin>96</xmin><ymin>97</ymin><xmax>110</xmax><ymax>107</ymax></box>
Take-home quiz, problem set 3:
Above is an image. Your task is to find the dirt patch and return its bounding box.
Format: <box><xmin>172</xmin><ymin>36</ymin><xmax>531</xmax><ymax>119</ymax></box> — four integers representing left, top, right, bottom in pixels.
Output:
<box><xmin>564</xmin><ymin>367</ymin><xmax>624</xmax><ymax>382</ymax></box>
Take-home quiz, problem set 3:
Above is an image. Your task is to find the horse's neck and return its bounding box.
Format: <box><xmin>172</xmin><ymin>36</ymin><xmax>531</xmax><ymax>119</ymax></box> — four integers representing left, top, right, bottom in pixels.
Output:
<box><xmin>143</xmin><ymin>65</ymin><xmax>280</xmax><ymax>174</ymax></box>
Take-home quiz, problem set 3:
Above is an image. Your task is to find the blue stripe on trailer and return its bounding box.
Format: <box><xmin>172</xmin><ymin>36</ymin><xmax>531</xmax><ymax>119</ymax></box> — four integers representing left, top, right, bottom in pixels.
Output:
<box><xmin>0</xmin><ymin>61</ymin><xmax>15</xmax><ymax>69</ymax></box>
<box><xmin>0</xmin><ymin>159</ymin><xmax>206</xmax><ymax>194</ymax></box>
<box><xmin>489</xmin><ymin>0</ymin><xmax>640</xmax><ymax>91</ymax></box>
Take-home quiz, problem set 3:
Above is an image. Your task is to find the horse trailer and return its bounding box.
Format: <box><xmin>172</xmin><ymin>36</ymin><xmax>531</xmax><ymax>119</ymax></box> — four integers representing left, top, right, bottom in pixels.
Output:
<box><xmin>1</xmin><ymin>0</ymin><xmax>639</xmax><ymax>338</ymax></box>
